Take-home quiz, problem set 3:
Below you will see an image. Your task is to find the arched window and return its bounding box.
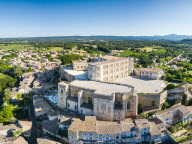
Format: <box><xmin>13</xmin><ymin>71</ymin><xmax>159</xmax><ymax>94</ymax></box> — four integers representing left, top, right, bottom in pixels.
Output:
<box><xmin>127</xmin><ymin>101</ymin><xmax>132</xmax><ymax>111</ymax></box>
<box><xmin>88</xmin><ymin>97</ymin><xmax>92</xmax><ymax>104</ymax></box>
<box><xmin>61</xmin><ymin>89</ymin><xmax>63</xmax><ymax>93</ymax></box>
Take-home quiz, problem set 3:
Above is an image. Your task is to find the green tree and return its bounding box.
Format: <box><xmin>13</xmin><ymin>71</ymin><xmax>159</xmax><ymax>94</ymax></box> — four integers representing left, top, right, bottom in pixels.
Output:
<box><xmin>13</xmin><ymin>65</ymin><xmax>23</xmax><ymax>78</ymax></box>
<box><xmin>3</xmin><ymin>89</ymin><xmax>11</xmax><ymax>102</ymax></box>
<box><xmin>169</xmin><ymin>125</ymin><xmax>177</xmax><ymax>133</ymax></box>
<box><xmin>182</xmin><ymin>94</ymin><xmax>188</xmax><ymax>106</ymax></box>
<box><xmin>166</xmin><ymin>84</ymin><xmax>176</xmax><ymax>90</ymax></box>
<box><xmin>16</xmin><ymin>94</ymin><xmax>22</xmax><ymax>100</ymax></box>
<box><xmin>161</xmin><ymin>102</ymin><xmax>170</xmax><ymax>110</ymax></box>
<box><xmin>0</xmin><ymin>104</ymin><xmax>15</xmax><ymax>123</ymax></box>
<box><xmin>140</xmin><ymin>113</ymin><xmax>148</xmax><ymax>118</ymax></box>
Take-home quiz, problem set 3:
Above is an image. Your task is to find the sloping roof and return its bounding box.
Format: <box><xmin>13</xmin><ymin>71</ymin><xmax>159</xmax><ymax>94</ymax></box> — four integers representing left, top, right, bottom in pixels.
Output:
<box><xmin>156</xmin><ymin>105</ymin><xmax>189</xmax><ymax>120</ymax></box>
<box><xmin>42</xmin><ymin>119</ymin><xmax>59</xmax><ymax>134</ymax></box>
<box><xmin>0</xmin><ymin>123</ymin><xmax>22</xmax><ymax>131</ymax></box>
<box><xmin>12</xmin><ymin>136</ymin><xmax>28</xmax><ymax>144</ymax></box>
<box><xmin>59</xmin><ymin>117</ymin><xmax>71</xmax><ymax>125</ymax></box>
<box><xmin>136</xmin><ymin>68</ymin><xmax>163</xmax><ymax>73</ymax></box>
<box><xmin>186</xmin><ymin>106</ymin><xmax>192</xmax><ymax>115</ymax></box>
<box><xmin>37</xmin><ymin>136</ymin><xmax>62</xmax><ymax>144</ymax></box>
<box><xmin>70</xmin><ymin>80</ymin><xmax>133</xmax><ymax>96</ymax></box>
<box><xmin>18</xmin><ymin>121</ymin><xmax>32</xmax><ymax>132</ymax></box>
<box><xmin>68</xmin><ymin>116</ymin><xmax>151</xmax><ymax>135</ymax></box>
<box><xmin>149</xmin><ymin>122</ymin><xmax>161</xmax><ymax>136</ymax></box>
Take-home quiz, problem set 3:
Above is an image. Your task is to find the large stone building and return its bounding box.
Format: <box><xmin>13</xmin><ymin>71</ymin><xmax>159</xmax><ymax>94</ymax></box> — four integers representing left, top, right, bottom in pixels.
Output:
<box><xmin>88</xmin><ymin>55</ymin><xmax>134</xmax><ymax>82</ymax></box>
<box><xmin>58</xmin><ymin>80</ymin><xmax>138</xmax><ymax>121</ymax></box>
<box><xmin>68</xmin><ymin>116</ymin><xmax>162</xmax><ymax>144</ymax></box>
<box><xmin>72</xmin><ymin>55</ymin><xmax>134</xmax><ymax>82</ymax></box>
<box><xmin>134</xmin><ymin>68</ymin><xmax>164</xmax><ymax>79</ymax></box>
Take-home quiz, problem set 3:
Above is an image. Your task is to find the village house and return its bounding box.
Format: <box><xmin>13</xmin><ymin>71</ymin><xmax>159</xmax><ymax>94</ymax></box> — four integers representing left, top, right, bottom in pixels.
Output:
<box><xmin>0</xmin><ymin>121</ymin><xmax>32</xmax><ymax>141</ymax></box>
<box><xmin>134</xmin><ymin>67</ymin><xmax>164</xmax><ymax>79</ymax></box>
<box><xmin>37</xmin><ymin>136</ymin><xmax>62</xmax><ymax>144</ymax></box>
<box><xmin>68</xmin><ymin>116</ymin><xmax>162</xmax><ymax>144</ymax></box>
<box><xmin>33</xmin><ymin>95</ymin><xmax>52</xmax><ymax>117</ymax></box>
<box><xmin>0</xmin><ymin>136</ymin><xmax>28</xmax><ymax>144</ymax></box>
<box><xmin>156</xmin><ymin>105</ymin><xmax>192</xmax><ymax>125</ymax></box>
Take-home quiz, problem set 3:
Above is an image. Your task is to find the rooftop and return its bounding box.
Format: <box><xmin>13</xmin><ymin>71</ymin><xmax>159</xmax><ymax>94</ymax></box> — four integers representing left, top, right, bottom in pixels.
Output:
<box><xmin>113</xmin><ymin>76</ymin><xmax>166</xmax><ymax>93</ymax></box>
<box><xmin>42</xmin><ymin>119</ymin><xmax>59</xmax><ymax>135</ymax></box>
<box><xmin>37</xmin><ymin>136</ymin><xmax>62</xmax><ymax>144</ymax></box>
<box><xmin>135</xmin><ymin>67</ymin><xmax>163</xmax><ymax>73</ymax></box>
<box><xmin>156</xmin><ymin>105</ymin><xmax>190</xmax><ymax>120</ymax></box>
<box><xmin>63</xmin><ymin>67</ymin><xmax>88</xmax><ymax>80</ymax></box>
<box><xmin>89</xmin><ymin>55</ymin><xmax>129</xmax><ymax>66</ymax></box>
<box><xmin>69</xmin><ymin>80</ymin><xmax>133</xmax><ymax>96</ymax></box>
<box><xmin>68</xmin><ymin>116</ymin><xmax>154</xmax><ymax>135</ymax></box>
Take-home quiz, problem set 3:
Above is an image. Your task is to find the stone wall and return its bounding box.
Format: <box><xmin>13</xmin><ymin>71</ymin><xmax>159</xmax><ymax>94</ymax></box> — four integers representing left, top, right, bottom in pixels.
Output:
<box><xmin>138</xmin><ymin>91</ymin><xmax>167</xmax><ymax>108</ymax></box>
<box><xmin>73</xmin><ymin>62</ymin><xmax>88</xmax><ymax>71</ymax></box>
<box><xmin>59</xmin><ymin>66</ymin><xmax>76</xmax><ymax>82</ymax></box>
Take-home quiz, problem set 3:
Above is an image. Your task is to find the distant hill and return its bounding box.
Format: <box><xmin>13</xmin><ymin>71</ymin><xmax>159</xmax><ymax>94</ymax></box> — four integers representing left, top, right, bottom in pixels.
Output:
<box><xmin>0</xmin><ymin>34</ymin><xmax>192</xmax><ymax>42</ymax></box>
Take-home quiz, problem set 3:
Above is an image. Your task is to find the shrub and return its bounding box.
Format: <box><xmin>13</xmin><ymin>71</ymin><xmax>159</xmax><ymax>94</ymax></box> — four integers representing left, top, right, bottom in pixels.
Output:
<box><xmin>166</xmin><ymin>84</ymin><xmax>176</xmax><ymax>90</ymax></box>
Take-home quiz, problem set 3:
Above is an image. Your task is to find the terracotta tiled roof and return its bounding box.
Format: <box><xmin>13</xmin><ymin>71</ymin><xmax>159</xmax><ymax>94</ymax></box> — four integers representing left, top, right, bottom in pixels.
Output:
<box><xmin>68</xmin><ymin>116</ymin><xmax>153</xmax><ymax>135</ymax></box>
<box><xmin>186</xmin><ymin>106</ymin><xmax>192</xmax><ymax>115</ymax></box>
<box><xmin>136</xmin><ymin>68</ymin><xmax>163</xmax><ymax>72</ymax></box>
<box><xmin>156</xmin><ymin>105</ymin><xmax>189</xmax><ymax>120</ymax></box>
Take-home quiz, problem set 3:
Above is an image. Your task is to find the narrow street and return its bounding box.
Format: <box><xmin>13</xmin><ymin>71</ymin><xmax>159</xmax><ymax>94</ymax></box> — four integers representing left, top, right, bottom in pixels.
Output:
<box><xmin>29</xmin><ymin>94</ymin><xmax>37</xmax><ymax>144</ymax></box>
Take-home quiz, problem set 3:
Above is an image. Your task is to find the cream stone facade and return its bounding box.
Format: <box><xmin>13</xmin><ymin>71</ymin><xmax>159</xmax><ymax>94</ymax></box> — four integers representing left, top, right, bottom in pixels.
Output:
<box><xmin>71</xmin><ymin>55</ymin><xmax>134</xmax><ymax>82</ymax></box>
<box><xmin>134</xmin><ymin>68</ymin><xmax>164</xmax><ymax>79</ymax></box>
<box><xmin>73</xmin><ymin>60</ymin><xmax>88</xmax><ymax>71</ymax></box>
<box><xmin>68</xmin><ymin>116</ymin><xmax>162</xmax><ymax>144</ymax></box>
<box><xmin>58</xmin><ymin>80</ymin><xmax>138</xmax><ymax>121</ymax></box>
<box><xmin>88</xmin><ymin>55</ymin><xmax>134</xmax><ymax>82</ymax></box>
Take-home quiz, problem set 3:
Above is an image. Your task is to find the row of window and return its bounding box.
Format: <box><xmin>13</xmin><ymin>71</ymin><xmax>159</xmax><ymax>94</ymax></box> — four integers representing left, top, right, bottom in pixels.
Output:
<box><xmin>140</xmin><ymin>72</ymin><xmax>153</xmax><ymax>75</ymax></box>
<box><xmin>81</xmin><ymin>131</ymin><xmax>149</xmax><ymax>137</ymax></box>
<box><xmin>75</xmin><ymin>65</ymin><xmax>87</xmax><ymax>69</ymax></box>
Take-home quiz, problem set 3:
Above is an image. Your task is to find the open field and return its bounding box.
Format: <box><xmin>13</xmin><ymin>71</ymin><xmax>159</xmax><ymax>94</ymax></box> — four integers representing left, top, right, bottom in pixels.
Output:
<box><xmin>45</xmin><ymin>47</ymin><xmax>63</xmax><ymax>52</ymax></box>
<box><xmin>0</xmin><ymin>44</ymin><xmax>33</xmax><ymax>51</ymax></box>
<box><xmin>118</xmin><ymin>50</ymin><xmax>141</xmax><ymax>57</ymax></box>
<box><xmin>154</xmin><ymin>49</ymin><xmax>166</xmax><ymax>54</ymax></box>
<box><xmin>139</xmin><ymin>46</ymin><xmax>163</xmax><ymax>52</ymax></box>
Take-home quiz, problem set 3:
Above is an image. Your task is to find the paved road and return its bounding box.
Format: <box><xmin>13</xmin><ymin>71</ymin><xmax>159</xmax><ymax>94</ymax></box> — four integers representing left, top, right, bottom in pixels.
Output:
<box><xmin>165</xmin><ymin>54</ymin><xmax>182</xmax><ymax>65</ymax></box>
<box><xmin>29</xmin><ymin>94</ymin><xmax>37</xmax><ymax>144</ymax></box>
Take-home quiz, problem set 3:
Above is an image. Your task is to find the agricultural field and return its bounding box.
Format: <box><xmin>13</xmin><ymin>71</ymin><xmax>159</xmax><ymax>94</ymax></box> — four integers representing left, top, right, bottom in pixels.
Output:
<box><xmin>118</xmin><ymin>50</ymin><xmax>141</xmax><ymax>57</ymax></box>
<box><xmin>0</xmin><ymin>44</ymin><xmax>33</xmax><ymax>51</ymax></box>
<box><xmin>44</xmin><ymin>47</ymin><xmax>63</xmax><ymax>52</ymax></box>
<box><xmin>139</xmin><ymin>46</ymin><xmax>163</xmax><ymax>52</ymax></box>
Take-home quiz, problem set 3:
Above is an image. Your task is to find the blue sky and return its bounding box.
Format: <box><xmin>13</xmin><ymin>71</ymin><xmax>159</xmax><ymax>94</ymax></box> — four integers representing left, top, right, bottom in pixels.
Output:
<box><xmin>0</xmin><ymin>0</ymin><xmax>192</xmax><ymax>37</ymax></box>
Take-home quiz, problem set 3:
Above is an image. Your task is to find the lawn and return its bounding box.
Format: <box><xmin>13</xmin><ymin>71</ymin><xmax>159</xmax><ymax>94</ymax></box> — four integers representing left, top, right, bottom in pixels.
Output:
<box><xmin>140</xmin><ymin>46</ymin><xmax>163</xmax><ymax>52</ymax></box>
<box><xmin>118</xmin><ymin>50</ymin><xmax>141</xmax><ymax>57</ymax></box>
<box><xmin>0</xmin><ymin>44</ymin><xmax>33</xmax><ymax>51</ymax></box>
